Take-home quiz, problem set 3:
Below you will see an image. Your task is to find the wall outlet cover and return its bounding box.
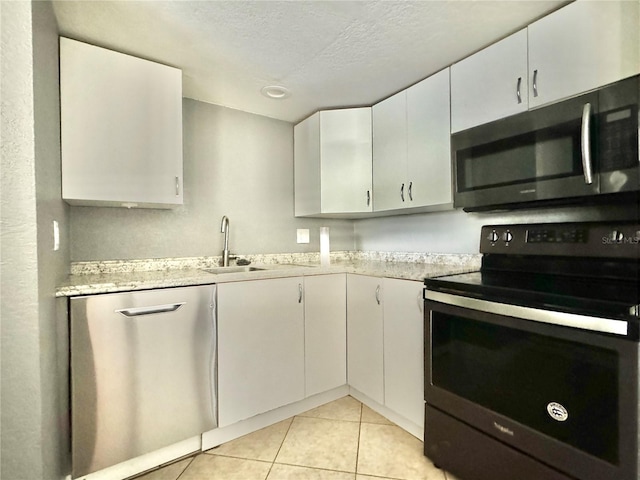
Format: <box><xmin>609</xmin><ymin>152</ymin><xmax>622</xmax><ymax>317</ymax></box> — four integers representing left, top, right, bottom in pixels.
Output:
<box><xmin>53</xmin><ymin>220</ymin><xmax>60</xmax><ymax>251</ymax></box>
<box><xmin>296</xmin><ymin>229</ymin><xmax>310</xmax><ymax>244</ymax></box>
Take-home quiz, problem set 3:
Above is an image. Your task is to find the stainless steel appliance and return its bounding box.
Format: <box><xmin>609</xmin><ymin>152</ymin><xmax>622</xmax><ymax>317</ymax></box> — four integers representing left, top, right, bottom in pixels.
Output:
<box><xmin>70</xmin><ymin>285</ymin><xmax>217</xmax><ymax>478</ymax></box>
<box><xmin>452</xmin><ymin>75</ymin><xmax>640</xmax><ymax>211</ymax></box>
<box><xmin>423</xmin><ymin>223</ymin><xmax>639</xmax><ymax>480</ymax></box>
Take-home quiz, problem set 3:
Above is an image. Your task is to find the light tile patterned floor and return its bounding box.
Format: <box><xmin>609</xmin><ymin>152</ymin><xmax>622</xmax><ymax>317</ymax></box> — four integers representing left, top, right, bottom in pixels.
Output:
<box><xmin>135</xmin><ymin>396</ymin><xmax>459</xmax><ymax>480</ymax></box>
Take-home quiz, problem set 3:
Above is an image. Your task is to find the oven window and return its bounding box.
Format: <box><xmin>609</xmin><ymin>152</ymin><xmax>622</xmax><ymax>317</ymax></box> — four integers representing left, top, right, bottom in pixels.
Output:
<box><xmin>456</xmin><ymin>120</ymin><xmax>583</xmax><ymax>192</ymax></box>
<box><xmin>431</xmin><ymin>312</ymin><xmax>619</xmax><ymax>464</ymax></box>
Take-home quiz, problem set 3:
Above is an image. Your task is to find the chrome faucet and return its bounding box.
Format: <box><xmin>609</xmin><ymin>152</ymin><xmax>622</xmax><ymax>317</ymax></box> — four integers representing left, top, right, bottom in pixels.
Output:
<box><xmin>220</xmin><ymin>215</ymin><xmax>231</xmax><ymax>267</ymax></box>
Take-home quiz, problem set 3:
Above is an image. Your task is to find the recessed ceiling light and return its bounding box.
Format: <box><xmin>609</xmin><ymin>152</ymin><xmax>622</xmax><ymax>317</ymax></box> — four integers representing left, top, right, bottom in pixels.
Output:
<box><xmin>261</xmin><ymin>85</ymin><xmax>291</xmax><ymax>99</ymax></box>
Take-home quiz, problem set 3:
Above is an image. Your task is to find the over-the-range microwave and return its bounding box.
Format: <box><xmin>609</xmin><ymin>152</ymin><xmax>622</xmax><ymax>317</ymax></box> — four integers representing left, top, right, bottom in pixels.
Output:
<box><xmin>452</xmin><ymin>75</ymin><xmax>639</xmax><ymax>211</ymax></box>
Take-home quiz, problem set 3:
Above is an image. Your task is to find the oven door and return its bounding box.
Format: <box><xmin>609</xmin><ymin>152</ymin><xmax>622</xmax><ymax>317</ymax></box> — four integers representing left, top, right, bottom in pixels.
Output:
<box><xmin>424</xmin><ymin>292</ymin><xmax>639</xmax><ymax>480</ymax></box>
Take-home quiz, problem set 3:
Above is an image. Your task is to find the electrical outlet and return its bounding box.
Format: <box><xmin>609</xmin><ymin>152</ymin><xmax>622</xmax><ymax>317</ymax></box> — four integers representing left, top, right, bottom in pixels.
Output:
<box><xmin>296</xmin><ymin>228</ymin><xmax>310</xmax><ymax>244</ymax></box>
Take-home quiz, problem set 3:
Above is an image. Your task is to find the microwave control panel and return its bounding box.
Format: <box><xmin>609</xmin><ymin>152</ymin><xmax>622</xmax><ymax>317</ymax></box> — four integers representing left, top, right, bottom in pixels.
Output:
<box><xmin>480</xmin><ymin>223</ymin><xmax>640</xmax><ymax>258</ymax></box>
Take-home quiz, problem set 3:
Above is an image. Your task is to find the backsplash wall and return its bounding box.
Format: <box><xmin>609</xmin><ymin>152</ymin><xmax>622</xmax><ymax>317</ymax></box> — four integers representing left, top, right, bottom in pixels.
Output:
<box><xmin>70</xmin><ymin>99</ymin><xmax>354</xmax><ymax>261</ymax></box>
<box><xmin>354</xmin><ymin>202</ymin><xmax>639</xmax><ymax>254</ymax></box>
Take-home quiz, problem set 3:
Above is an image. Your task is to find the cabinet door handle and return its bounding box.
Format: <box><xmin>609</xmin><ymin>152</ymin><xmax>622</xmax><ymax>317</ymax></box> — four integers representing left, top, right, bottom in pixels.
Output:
<box><xmin>581</xmin><ymin>103</ymin><xmax>594</xmax><ymax>185</ymax></box>
<box><xmin>408</xmin><ymin>181</ymin><xmax>413</xmax><ymax>201</ymax></box>
<box><xmin>366</xmin><ymin>190</ymin><xmax>371</xmax><ymax>206</ymax></box>
<box><xmin>400</xmin><ymin>183</ymin><xmax>405</xmax><ymax>202</ymax></box>
<box><xmin>516</xmin><ymin>77</ymin><xmax>522</xmax><ymax>104</ymax></box>
<box><xmin>175</xmin><ymin>176</ymin><xmax>180</xmax><ymax>196</ymax></box>
<box><xmin>298</xmin><ymin>283</ymin><xmax>303</xmax><ymax>303</ymax></box>
<box><xmin>375</xmin><ymin>285</ymin><xmax>381</xmax><ymax>305</ymax></box>
<box><xmin>532</xmin><ymin>70</ymin><xmax>538</xmax><ymax>98</ymax></box>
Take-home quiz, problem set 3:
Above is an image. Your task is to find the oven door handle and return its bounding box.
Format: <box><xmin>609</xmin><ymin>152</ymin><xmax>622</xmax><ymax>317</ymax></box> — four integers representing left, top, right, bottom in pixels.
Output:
<box><xmin>425</xmin><ymin>290</ymin><xmax>628</xmax><ymax>336</ymax></box>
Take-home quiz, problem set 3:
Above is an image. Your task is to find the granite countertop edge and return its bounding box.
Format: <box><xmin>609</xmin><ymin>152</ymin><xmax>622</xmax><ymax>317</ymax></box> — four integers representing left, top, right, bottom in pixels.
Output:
<box><xmin>56</xmin><ymin>252</ymin><xmax>481</xmax><ymax>297</ymax></box>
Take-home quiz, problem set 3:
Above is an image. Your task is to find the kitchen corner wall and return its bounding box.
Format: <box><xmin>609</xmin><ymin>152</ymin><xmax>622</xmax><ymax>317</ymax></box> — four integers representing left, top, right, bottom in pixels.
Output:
<box><xmin>1</xmin><ymin>1</ymin><xmax>70</xmax><ymax>479</ymax></box>
<box><xmin>70</xmin><ymin>99</ymin><xmax>354</xmax><ymax>261</ymax></box>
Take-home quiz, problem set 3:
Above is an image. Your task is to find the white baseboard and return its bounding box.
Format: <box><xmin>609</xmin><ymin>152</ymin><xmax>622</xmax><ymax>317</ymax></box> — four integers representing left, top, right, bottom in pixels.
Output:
<box><xmin>73</xmin><ymin>384</ymin><xmax>423</xmax><ymax>480</ymax></box>
<box><xmin>349</xmin><ymin>386</ymin><xmax>424</xmax><ymax>441</ymax></box>
<box><xmin>201</xmin><ymin>385</ymin><xmax>349</xmax><ymax>451</ymax></box>
<box><xmin>74</xmin><ymin>435</ymin><xmax>201</xmax><ymax>480</ymax></box>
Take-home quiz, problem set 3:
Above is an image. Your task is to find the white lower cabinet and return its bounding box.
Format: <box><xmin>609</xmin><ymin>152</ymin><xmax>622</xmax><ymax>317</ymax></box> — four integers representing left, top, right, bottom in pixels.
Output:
<box><xmin>218</xmin><ymin>273</ymin><xmax>423</xmax><ymax>434</ymax></box>
<box><xmin>217</xmin><ymin>277</ymin><xmax>305</xmax><ymax>427</ymax></box>
<box><xmin>347</xmin><ymin>275</ymin><xmax>425</xmax><ymax>428</ymax></box>
<box><xmin>304</xmin><ymin>274</ymin><xmax>347</xmax><ymax>397</ymax></box>
<box><xmin>383</xmin><ymin>278</ymin><xmax>425</xmax><ymax>428</ymax></box>
<box><xmin>347</xmin><ymin>275</ymin><xmax>385</xmax><ymax>404</ymax></box>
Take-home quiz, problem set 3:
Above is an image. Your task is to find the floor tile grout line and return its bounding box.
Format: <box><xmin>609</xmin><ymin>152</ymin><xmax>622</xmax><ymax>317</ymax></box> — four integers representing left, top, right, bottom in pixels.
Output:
<box><xmin>264</xmin><ymin>415</ymin><xmax>296</xmax><ymax>479</ymax></box>
<box><xmin>271</xmin><ymin>460</ymin><xmax>358</xmax><ymax>475</ymax></box>
<box><xmin>173</xmin><ymin>455</ymin><xmax>195</xmax><ymax>480</ymax></box>
<box><xmin>355</xmin><ymin>400</ymin><xmax>363</xmax><ymax>476</ymax></box>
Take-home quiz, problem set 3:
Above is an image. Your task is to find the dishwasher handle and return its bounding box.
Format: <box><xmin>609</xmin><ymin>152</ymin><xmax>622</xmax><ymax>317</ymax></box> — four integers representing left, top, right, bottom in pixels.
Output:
<box><xmin>115</xmin><ymin>302</ymin><xmax>185</xmax><ymax>317</ymax></box>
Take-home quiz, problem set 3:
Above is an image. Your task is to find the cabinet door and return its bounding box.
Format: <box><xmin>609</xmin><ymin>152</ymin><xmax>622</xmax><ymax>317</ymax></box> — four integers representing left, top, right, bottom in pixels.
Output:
<box><xmin>373</xmin><ymin>91</ymin><xmax>407</xmax><ymax>211</ymax></box>
<box><xmin>217</xmin><ymin>277</ymin><xmax>304</xmax><ymax>427</ymax></box>
<box><xmin>294</xmin><ymin>113</ymin><xmax>321</xmax><ymax>217</ymax></box>
<box><xmin>320</xmin><ymin>108</ymin><xmax>373</xmax><ymax>213</ymax></box>
<box><xmin>347</xmin><ymin>275</ymin><xmax>384</xmax><ymax>404</ymax></box>
<box><xmin>451</xmin><ymin>29</ymin><xmax>528</xmax><ymax>132</ymax></box>
<box><xmin>304</xmin><ymin>274</ymin><xmax>347</xmax><ymax>397</ymax></box>
<box><xmin>528</xmin><ymin>1</ymin><xmax>639</xmax><ymax>109</ymax></box>
<box><xmin>60</xmin><ymin>37</ymin><xmax>183</xmax><ymax>208</ymax></box>
<box><xmin>407</xmin><ymin>69</ymin><xmax>452</xmax><ymax>208</ymax></box>
<box><xmin>383</xmin><ymin>278</ymin><xmax>424</xmax><ymax>427</ymax></box>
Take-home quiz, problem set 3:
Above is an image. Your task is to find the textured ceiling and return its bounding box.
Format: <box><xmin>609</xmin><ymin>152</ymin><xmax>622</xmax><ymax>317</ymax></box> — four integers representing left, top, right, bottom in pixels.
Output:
<box><xmin>52</xmin><ymin>0</ymin><xmax>568</xmax><ymax>123</ymax></box>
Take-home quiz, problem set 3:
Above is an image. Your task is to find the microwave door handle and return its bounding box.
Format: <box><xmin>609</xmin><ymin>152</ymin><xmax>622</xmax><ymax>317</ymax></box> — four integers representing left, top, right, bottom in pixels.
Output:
<box><xmin>581</xmin><ymin>103</ymin><xmax>594</xmax><ymax>185</ymax></box>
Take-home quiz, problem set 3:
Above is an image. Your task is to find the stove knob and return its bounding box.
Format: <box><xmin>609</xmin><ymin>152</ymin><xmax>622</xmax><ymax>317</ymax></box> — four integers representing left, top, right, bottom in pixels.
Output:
<box><xmin>488</xmin><ymin>230</ymin><xmax>499</xmax><ymax>243</ymax></box>
<box><xmin>611</xmin><ymin>230</ymin><xmax>624</xmax><ymax>242</ymax></box>
<box><xmin>503</xmin><ymin>231</ymin><xmax>513</xmax><ymax>243</ymax></box>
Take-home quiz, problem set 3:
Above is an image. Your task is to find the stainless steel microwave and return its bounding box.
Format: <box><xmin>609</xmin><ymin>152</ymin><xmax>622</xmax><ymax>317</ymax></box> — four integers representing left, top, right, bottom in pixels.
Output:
<box><xmin>452</xmin><ymin>75</ymin><xmax>639</xmax><ymax>211</ymax></box>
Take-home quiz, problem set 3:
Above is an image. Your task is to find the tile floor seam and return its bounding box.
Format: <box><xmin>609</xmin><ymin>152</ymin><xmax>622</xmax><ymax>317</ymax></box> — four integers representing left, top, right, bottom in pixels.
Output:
<box><xmin>355</xmin><ymin>402</ymin><xmax>363</xmax><ymax>476</ymax></box>
<box><xmin>272</xmin><ymin>461</ymin><xmax>358</xmax><ymax>475</ymax></box>
<box><xmin>265</xmin><ymin>416</ymin><xmax>296</xmax><ymax>479</ymax></box>
<box><xmin>171</xmin><ymin>455</ymin><xmax>194</xmax><ymax>480</ymax></box>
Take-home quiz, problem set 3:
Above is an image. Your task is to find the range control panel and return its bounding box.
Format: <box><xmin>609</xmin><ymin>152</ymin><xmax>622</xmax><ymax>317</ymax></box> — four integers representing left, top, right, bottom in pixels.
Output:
<box><xmin>480</xmin><ymin>223</ymin><xmax>640</xmax><ymax>258</ymax></box>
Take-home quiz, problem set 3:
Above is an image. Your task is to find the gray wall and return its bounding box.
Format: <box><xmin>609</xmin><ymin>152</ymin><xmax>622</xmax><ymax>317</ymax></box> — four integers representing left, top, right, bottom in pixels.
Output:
<box><xmin>355</xmin><ymin>203</ymin><xmax>640</xmax><ymax>253</ymax></box>
<box><xmin>1</xmin><ymin>2</ymin><xmax>70</xmax><ymax>479</ymax></box>
<box><xmin>70</xmin><ymin>99</ymin><xmax>354</xmax><ymax>261</ymax></box>
<box><xmin>33</xmin><ymin>1</ymin><xmax>71</xmax><ymax>476</ymax></box>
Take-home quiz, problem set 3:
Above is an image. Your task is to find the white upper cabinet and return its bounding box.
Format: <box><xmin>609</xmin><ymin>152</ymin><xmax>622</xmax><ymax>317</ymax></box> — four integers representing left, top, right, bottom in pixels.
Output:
<box><xmin>60</xmin><ymin>37</ymin><xmax>183</xmax><ymax>208</ymax></box>
<box><xmin>373</xmin><ymin>69</ymin><xmax>452</xmax><ymax>211</ymax></box>
<box><xmin>294</xmin><ymin>108</ymin><xmax>373</xmax><ymax>217</ymax></box>
<box><xmin>372</xmin><ymin>90</ymin><xmax>407</xmax><ymax>211</ymax></box>
<box><xmin>406</xmin><ymin>69</ymin><xmax>452</xmax><ymax>209</ymax></box>
<box><xmin>451</xmin><ymin>30</ymin><xmax>528</xmax><ymax>133</ymax></box>
<box><xmin>451</xmin><ymin>1</ymin><xmax>639</xmax><ymax>132</ymax></box>
<box><xmin>527</xmin><ymin>0</ymin><xmax>639</xmax><ymax>109</ymax></box>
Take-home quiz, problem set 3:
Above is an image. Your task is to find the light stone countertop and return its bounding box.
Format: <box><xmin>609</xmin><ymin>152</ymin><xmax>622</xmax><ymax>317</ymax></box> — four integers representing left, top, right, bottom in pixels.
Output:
<box><xmin>56</xmin><ymin>252</ymin><xmax>481</xmax><ymax>297</ymax></box>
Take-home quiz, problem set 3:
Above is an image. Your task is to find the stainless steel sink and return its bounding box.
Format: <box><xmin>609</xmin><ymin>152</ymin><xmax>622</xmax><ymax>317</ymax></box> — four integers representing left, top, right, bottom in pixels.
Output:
<box><xmin>200</xmin><ymin>266</ymin><xmax>265</xmax><ymax>274</ymax></box>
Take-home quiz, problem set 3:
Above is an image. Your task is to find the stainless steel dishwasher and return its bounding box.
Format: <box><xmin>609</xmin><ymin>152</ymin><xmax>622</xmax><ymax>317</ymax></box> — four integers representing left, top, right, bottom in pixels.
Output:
<box><xmin>70</xmin><ymin>284</ymin><xmax>217</xmax><ymax>478</ymax></box>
